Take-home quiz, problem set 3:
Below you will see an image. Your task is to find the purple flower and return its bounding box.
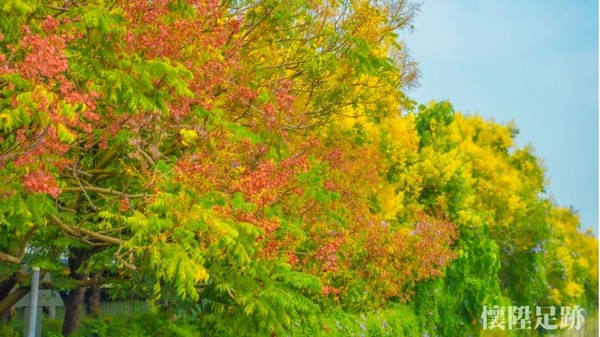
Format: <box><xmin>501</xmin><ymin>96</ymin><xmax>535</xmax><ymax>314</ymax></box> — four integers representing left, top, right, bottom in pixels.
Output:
<box><xmin>532</xmin><ymin>244</ymin><xmax>542</xmax><ymax>253</ymax></box>
<box><xmin>381</xmin><ymin>221</ymin><xmax>388</xmax><ymax>228</ymax></box>
<box><xmin>382</xmin><ymin>321</ymin><xmax>387</xmax><ymax>328</ymax></box>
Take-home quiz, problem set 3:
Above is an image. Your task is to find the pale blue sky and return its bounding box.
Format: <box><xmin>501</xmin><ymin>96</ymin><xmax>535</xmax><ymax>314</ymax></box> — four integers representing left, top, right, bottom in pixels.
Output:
<box><xmin>402</xmin><ymin>0</ymin><xmax>598</xmax><ymax>235</ymax></box>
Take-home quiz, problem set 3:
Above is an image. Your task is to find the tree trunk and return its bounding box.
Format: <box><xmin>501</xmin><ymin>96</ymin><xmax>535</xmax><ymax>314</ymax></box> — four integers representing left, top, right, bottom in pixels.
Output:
<box><xmin>0</xmin><ymin>287</ymin><xmax>27</xmax><ymax>325</ymax></box>
<box><xmin>62</xmin><ymin>287</ymin><xmax>86</xmax><ymax>336</ymax></box>
<box><xmin>85</xmin><ymin>276</ymin><xmax>101</xmax><ymax>318</ymax></box>
<box><xmin>0</xmin><ymin>269</ymin><xmax>28</xmax><ymax>322</ymax></box>
<box><xmin>62</xmin><ymin>248</ymin><xmax>91</xmax><ymax>337</ymax></box>
<box><xmin>0</xmin><ymin>275</ymin><xmax>18</xmax><ymax>301</ymax></box>
<box><xmin>0</xmin><ymin>275</ymin><xmax>18</xmax><ymax>324</ymax></box>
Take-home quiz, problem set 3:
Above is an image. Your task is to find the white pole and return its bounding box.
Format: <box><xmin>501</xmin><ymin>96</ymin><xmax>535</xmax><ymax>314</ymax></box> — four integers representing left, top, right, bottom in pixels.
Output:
<box><xmin>27</xmin><ymin>267</ymin><xmax>40</xmax><ymax>337</ymax></box>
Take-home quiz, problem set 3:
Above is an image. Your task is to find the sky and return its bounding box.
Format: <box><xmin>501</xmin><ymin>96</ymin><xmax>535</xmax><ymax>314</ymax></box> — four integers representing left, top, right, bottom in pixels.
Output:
<box><xmin>401</xmin><ymin>0</ymin><xmax>599</xmax><ymax>235</ymax></box>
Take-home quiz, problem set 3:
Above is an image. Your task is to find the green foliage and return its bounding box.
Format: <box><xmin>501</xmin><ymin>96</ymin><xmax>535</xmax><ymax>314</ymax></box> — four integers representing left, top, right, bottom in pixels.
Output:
<box><xmin>414</xmin><ymin>226</ymin><xmax>503</xmax><ymax>336</ymax></box>
<box><xmin>224</xmin><ymin>122</ymin><xmax>263</xmax><ymax>144</ymax></box>
<box><xmin>231</xmin><ymin>193</ymin><xmax>258</xmax><ymax>213</ymax></box>
<box><xmin>198</xmin><ymin>258</ymin><xmax>321</xmax><ymax>336</ymax></box>
<box><xmin>415</xmin><ymin>100</ymin><xmax>456</xmax><ymax>149</ymax></box>
<box><xmin>284</xmin><ymin>303</ymin><xmax>422</xmax><ymax>337</ymax></box>
<box><xmin>42</xmin><ymin>313</ymin><xmax>201</xmax><ymax>337</ymax></box>
<box><xmin>0</xmin><ymin>320</ymin><xmax>20</xmax><ymax>337</ymax></box>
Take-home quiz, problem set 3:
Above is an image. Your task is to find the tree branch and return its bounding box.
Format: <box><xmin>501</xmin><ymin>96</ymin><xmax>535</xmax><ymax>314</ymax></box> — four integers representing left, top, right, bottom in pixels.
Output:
<box><xmin>17</xmin><ymin>225</ymin><xmax>39</xmax><ymax>261</ymax></box>
<box><xmin>49</xmin><ymin>214</ymin><xmax>123</xmax><ymax>246</ymax></box>
<box><xmin>47</xmin><ymin>5</ymin><xmax>69</xmax><ymax>12</ymax></box>
<box><xmin>0</xmin><ymin>287</ymin><xmax>29</xmax><ymax>316</ymax></box>
<box><xmin>61</xmin><ymin>186</ymin><xmax>149</xmax><ymax>199</ymax></box>
<box><xmin>0</xmin><ymin>253</ymin><xmax>21</xmax><ymax>265</ymax></box>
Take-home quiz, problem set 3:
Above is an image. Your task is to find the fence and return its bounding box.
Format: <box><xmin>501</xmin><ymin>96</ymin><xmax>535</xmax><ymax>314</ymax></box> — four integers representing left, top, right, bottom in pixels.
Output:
<box><xmin>45</xmin><ymin>300</ymin><xmax>151</xmax><ymax>319</ymax></box>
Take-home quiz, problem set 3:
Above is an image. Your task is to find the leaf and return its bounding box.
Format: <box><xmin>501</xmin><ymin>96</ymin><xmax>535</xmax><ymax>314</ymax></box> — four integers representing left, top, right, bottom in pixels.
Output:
<box><xmin>58</xmin><ymin>102</ymin><xmax>76</xmax><ymax>120</ymax></box>
<box><xmin>179</xmin><ymin>128</ymin><xmax>198</xmax><ymax>146</ymax></box>
<box><xmin>57</xmin><ymin>123</ymin><xmax>76</xmax><ymax>143</ymax></box>
<box><xmin>224</xmin><ymin>123</ymin><xmax>262</xmax><ymax>144</ymax></box>
<box><xmin>231</xmin><ymin>193</ymin><xmax>257</xmax><ymax>213</ymax></box>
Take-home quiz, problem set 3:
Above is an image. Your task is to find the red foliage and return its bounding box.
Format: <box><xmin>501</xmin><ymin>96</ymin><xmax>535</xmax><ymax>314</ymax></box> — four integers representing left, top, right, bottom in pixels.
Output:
<box><xmin>122</xmin><ymin>0</ymin><xmax>242</xmax><ymax>116</ymax></box>
<box><xmin>314</xmin><ymin>235</ymin><xmax>344</xmax><ymax>272</ymax></box>
<box><xmin>41</xmin><ymin>16</ymin><xmax>59</xmax><ymax>33</ymax></box>
<box><xmin>19</xmin><ymin>26</ymin><xmax>68</xmax><ymax>79</ymax></box>
<box><xmin>120</xmin><ymin>198</ymin><xmax>131</xmax><ymax>212</ymax></box>
<box><xmin>235</xmin><ymin>154</ymin><xmax>310</xmax><ymax>206</ymax></box>
<box><xmin>23</xmin><ymin>170</ymin><xmax>61</xmax><ymax>198</ymax></box>
<box><xmin>322</xmin><ymin>285</ymin><xmax>341</xmax><ymax>296</ymax></box>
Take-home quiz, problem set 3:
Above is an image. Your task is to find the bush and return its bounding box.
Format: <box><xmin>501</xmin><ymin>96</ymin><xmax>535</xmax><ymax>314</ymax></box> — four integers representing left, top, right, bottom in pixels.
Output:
<box><xmin>285</xmin><ymin>303</ymin><xmax>422</xmax><ymax>337</ymax></box>
<box><xmin>0</xmin><ymin>321</ymin><xmax>20</xmax><ymax>337</ymax></box>
<box><xmin>41</xmin><ymin>312</ymin><xmax>200</xmax><ymax>337</ymax></box>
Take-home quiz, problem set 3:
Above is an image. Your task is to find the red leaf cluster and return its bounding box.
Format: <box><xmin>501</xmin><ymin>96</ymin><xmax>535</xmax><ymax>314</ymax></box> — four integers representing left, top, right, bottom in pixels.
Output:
<box><xmin>23</xmin><ymin>170</ymin><xmax>61</xmax><ymax>198</ymax></box>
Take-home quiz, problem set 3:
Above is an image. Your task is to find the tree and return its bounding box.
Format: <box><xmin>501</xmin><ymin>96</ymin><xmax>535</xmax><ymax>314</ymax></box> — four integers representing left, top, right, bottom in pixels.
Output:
<box><xmin>0</xmin><ymin>0</ymin><xmax>433</xmax><ymax>335</ymax></box>
<box><xmin>0</xmin><ymin>0</ymin><xmax>253</xmax><ymax>334</ymax></box>
<box><xmin>408</xmin><ymin>101</ymin><xmax>597</xmax><ymax>335</ymax></box>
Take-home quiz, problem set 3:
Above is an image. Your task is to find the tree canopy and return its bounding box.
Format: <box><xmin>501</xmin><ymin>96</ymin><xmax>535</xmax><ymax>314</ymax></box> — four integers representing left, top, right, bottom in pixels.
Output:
<box><xmin>0</xmin><ymin>1</ymin><xmax>597</xmax><ymax>336</ymax></box>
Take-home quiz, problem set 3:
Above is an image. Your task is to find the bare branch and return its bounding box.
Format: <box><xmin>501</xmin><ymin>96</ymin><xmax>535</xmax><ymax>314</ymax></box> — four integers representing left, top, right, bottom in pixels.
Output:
<box><xmin>0</xmin><ymin>252</ymin><xmax>21</xmax><ymax>265</ymax></box>
<box><xmin>73</xmin><ymin>161</ymin><xmax>98</xmax><ymax>211</ymax></box>
<box><xmin>61</xmin><ymin>186</ymin><xmax>149</xmax><ymax>199</ymax></box>
<box><xmin>137</xmin><ymin>147</ymin><xmax>156</xmax><ymax>166</ymax></box>
<box><xmin>116</xmin><ymin>252</ymin><xmax>137</xmax><ymax>271</ymax></box>
<box><xmin>49</xmin><ymin>214</ymin><xmax>123</xmax><ymax>246</ymax></box>
<box><xmin>47</xmin><ymin>5</ymin><xmax>69</xmax><ymax>12</ymax></box>
<box><xmin>17</xmin><ymin>225</ymin><xmax>39</xmax><ymax>260</ymax></box>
